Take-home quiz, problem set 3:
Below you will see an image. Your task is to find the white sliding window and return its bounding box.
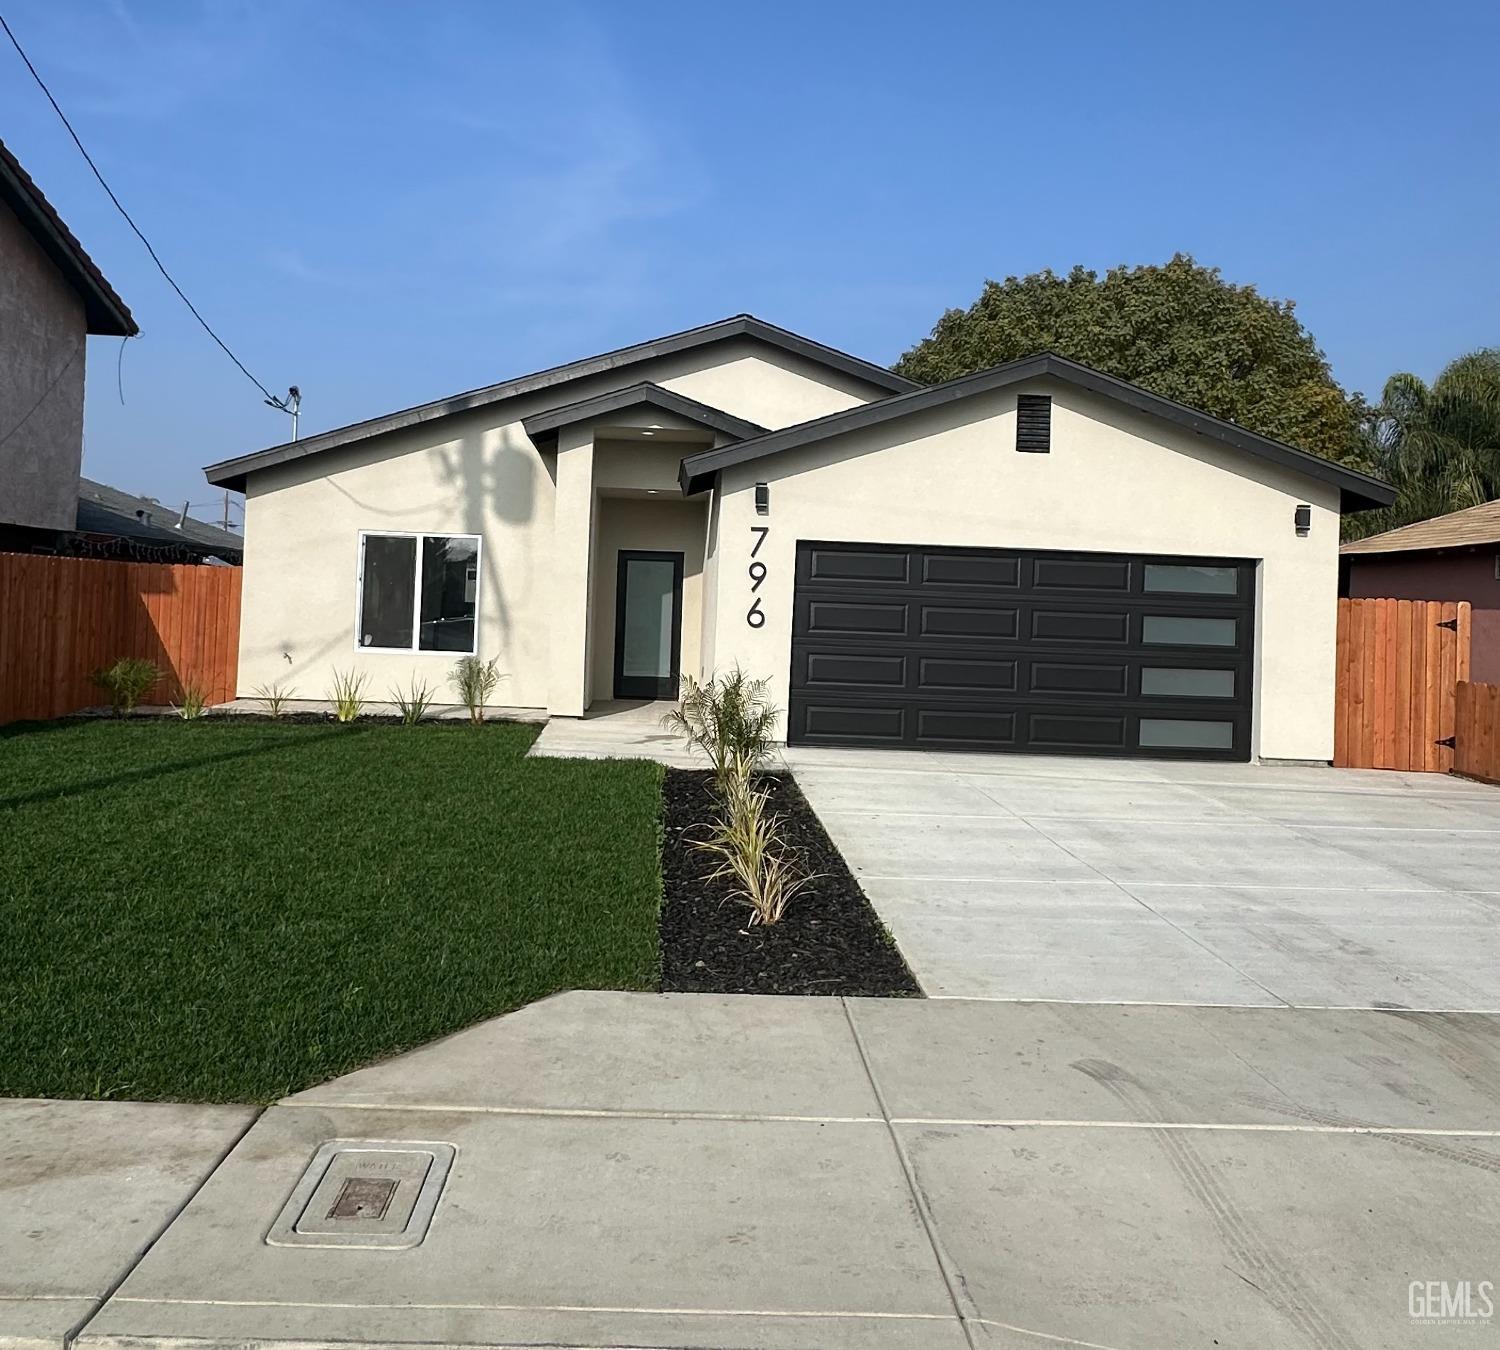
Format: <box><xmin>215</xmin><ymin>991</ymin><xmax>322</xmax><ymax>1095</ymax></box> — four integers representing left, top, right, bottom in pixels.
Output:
<box><xmin>357</xmin><ymin>532</ymin><xmax>480</xmax><ymax>654</ymax></box>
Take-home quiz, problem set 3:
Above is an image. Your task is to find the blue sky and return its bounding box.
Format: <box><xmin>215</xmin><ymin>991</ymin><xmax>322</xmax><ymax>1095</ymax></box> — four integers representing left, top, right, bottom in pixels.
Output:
<box><xmin>3</xmin><ymin>0</ymin><xmax>1496</xmax><ymax>524</ymax></box>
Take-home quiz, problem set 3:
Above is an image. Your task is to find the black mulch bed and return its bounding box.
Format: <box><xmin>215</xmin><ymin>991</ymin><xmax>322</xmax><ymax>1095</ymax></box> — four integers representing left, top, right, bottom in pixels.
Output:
<box><xmin>660</xmin><ymin>769</ymin><xmax>921</xmax><ymax>998</ymax></box>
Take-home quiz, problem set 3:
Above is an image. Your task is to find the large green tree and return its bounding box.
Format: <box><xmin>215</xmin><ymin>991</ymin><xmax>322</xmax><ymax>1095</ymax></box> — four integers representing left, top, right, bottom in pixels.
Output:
<box><xmin>1348</xmin><ymin>349</ymin><xmax>1500</xmax><ymax>538</ymax></box>
<box><xmin>895</xmin><ymin>254</ymin><xmax>1362</xmax><ymax>463</ymax></box>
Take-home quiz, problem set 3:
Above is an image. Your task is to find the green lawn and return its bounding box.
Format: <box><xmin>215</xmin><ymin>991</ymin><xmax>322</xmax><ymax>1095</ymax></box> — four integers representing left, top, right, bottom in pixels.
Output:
<box><xmin>0</xmin><ymin>718</ymin><xmax>662</xmax><ymax>1103</ymax></box>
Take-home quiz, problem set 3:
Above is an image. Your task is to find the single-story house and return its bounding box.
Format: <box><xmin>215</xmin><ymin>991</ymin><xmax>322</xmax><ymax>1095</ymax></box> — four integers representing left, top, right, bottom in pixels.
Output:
<box><xmin>205</xmin><ymin>315</ymin><xmax>1393</xmax><ymax>762</ymax></box>
<box><xmin>1341</xmin><ymin>498</ymin><xmax>1500</xmax><ymax>682</ymax></box>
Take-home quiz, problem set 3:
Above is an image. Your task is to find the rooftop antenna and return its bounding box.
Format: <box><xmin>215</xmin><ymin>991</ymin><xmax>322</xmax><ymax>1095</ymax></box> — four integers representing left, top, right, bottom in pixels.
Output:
<box><xmin>175</xmin><ymin>500</ymin><xmax>189</xmax><ymax>529</ymax></box>
<box><xmin>265</xmin><ymin>385</ymin><xmax>301</xmax><ymax>440</ymax></box>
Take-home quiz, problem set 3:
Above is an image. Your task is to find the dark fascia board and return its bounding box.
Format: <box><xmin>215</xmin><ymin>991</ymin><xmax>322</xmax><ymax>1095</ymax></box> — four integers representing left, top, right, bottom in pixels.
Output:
<box><xmin>0</xmin><ymin>138</ymin><xmax>137</xmax><ymax>337</ymax></box>
<box><xmin>520</xmin><ymin>381</ymin><xmax>769</xmax><ymax>450</ymax></box>
<box><xmin>678</xmin><ymin>351</ymin><xmax>1397</xmax><ymax>513</ymax></box>
<box><xmin>203</xmin><ymin>315</ymin><xmax>916</xmax><ymax>491</ymax></box>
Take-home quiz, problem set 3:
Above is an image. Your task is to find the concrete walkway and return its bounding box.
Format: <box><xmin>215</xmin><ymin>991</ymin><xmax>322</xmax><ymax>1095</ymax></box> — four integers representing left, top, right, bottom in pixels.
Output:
<box><xmin>786</xmin><ymin>747</ymin><xmax>1500</xmax><ymax>1009</ymax></box>
<box><xmin>528</xmin><ymin>698</ymin><xmax>723</xmax><ymax>767</ymax></box>
<box><xmin>31</xmin><ymin>992</ymin><xmax>1499</xmax><ymax>1350</ymax></box>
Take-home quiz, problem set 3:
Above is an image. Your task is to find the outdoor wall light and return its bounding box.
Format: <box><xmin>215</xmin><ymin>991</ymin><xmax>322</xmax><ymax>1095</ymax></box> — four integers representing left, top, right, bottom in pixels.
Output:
<box><xmin>1294</xmin><ymin>504</ymin><xmax>1311</xmax><ymax>536</ymax></box>
<box><xmin>755</xmin><ymin>482</ymin><xmax>769</xmax><ymax>515</ymax></box>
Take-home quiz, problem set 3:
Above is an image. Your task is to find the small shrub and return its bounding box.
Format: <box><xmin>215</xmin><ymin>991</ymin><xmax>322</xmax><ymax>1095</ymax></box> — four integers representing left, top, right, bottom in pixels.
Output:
<box><xmin>91</xmin><ymin>658</ymin><xmax>160</xmax><ymax>714</ymax></box>
<box><xmin>391</xmin><ymin>678</ymin><xmax>435</xmax><ymax>726</ymax></box>
<box><xmin>662</xmin><ymin>666</ymin><xmax>780</xmax><ymax>792</ymax></box>
<box><xmin>329</xmin><ymin>669</ymin><xmax>367</xmax><ymax>723</ymax></box>
<box><xmin>251</xmin><ymin>681</ymin><xmax>294</xmax><ymax>718</ymax></box>
<box><xmin>693</xmin><ymin>762</ymin><xmax>816</xmax><ymax>925</ymax></box>
<box><xmin>450</xmin><ymin>655</ymin><xmax>500</xmax><ymax>726</ymax></box>
<box><xmin>174</xmin><ymin>682</ymin><xmax>207</xmax><ymax>720</ymax></box>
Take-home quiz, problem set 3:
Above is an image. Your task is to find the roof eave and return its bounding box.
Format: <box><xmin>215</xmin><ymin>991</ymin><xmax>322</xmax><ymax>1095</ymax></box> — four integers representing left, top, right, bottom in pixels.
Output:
<box><xmin>520</xmin><ymin>381</ymin><xmax>769</xmax><ymax>453</ymax></box>
<box><xmin>676</xmin><ymin>352</ymin><xmax>1397</xmax><ymax>512</ymax></box>
<box><xmin>204</xmin><ymin>314</ymin><xmax>911</xmax><ymax>489</ymax></box>
<box><xmin>0</xmin><ymin>140</ymin><xmax>138</xmax><ymax>337</ymax></box>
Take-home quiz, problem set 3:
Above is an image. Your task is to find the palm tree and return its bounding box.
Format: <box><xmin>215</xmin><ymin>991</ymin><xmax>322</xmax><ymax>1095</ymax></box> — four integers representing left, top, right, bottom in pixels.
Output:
<box><xmin>1349</xmin><ymin>349</ymin><xmax>1500</xmax><ymax>538</ymax></box>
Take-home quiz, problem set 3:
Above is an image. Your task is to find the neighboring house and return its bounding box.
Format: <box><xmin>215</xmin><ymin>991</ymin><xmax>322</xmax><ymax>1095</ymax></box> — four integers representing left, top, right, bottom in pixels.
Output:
<box><xmin>75</xmin><ymin>477</ymin><xmax>243</xmax><ymax>565</ymax></box>
<box><xmin>1341</xmin><ymin>499</ymin><xmax>1500</xmax><ymax>683</ymax></box>
<box><xmin>0</xmin><ymin>137</ymin><xmax>137</xmax><ymax>550</ymax></box>
<box><xmin>205</xmin><ymin>315</ymin><xmax>1392</xmax><ymax>763</ymax></box>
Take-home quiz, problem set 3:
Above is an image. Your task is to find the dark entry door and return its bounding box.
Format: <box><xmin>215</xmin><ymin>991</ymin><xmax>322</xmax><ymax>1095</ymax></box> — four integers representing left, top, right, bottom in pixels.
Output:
<box><xmin>789</xmin><ymin>541</ymin><xmax>1255</xmax><ymax>760</ymax></box>
<box><xmin>614</xmin><ymin>550</ymin><xmax>684</xmax><ymax>699</ymax></box>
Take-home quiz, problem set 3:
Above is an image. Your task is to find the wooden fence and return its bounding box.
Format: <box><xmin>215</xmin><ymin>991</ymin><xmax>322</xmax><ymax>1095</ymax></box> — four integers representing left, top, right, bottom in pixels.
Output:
<box><xmin>1454</xmin><ymin>681</ymin><xmax>1500</xmax><ymax>785</ymax></box>
<box><xmin>0</xmin><ymin>552</ymin><xmax>241</xmax><ymax>725</ymax></box>
<box><xmin>1333</xmin><ymin>597</ymin><xmax>1470</xmax><ymax>771</ymax></box>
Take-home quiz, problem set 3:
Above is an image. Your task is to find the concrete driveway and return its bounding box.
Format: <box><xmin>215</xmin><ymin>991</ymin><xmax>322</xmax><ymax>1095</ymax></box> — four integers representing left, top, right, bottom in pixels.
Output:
<box><xmin>785</xmin><ymin>747</ymin><xmax>1500</xmax><ymax>1009</ymax></box>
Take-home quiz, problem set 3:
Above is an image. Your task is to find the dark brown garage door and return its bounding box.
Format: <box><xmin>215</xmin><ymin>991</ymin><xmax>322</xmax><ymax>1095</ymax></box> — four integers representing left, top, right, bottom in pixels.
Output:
<box><xmin>789</xmin><ymin>541</ymin><xmax>1256</xmax><ymax>760</ymax></box>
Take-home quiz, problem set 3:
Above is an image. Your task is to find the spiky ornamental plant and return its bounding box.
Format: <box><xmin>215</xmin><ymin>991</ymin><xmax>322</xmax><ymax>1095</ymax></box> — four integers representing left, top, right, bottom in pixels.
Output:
<box><xmin>390</xmin><ymin>678</ymin><xmax>436</xmax><ymax>726</ymax></box>
<box><xmin>91</xmin><ymin>658</ymin><xmax>160</xmax><ymax>714</ymax></box>
<box><xmin>692</xmin><ymin>754</ymin><xmax>818</xmax><ymax>925</ymax></box>
<box><xmin>450</xmin><ymin>656</ymin><xmax>500</xmax><ymax>726</ymax></box>
<box><xmin>251</xmin><ymin>681</ymin><xmax>294</xmax><ymax>718</ymax></box>
<box><xmin>174</xmin><ymin>681</ymin><xmax>207</xmax><ymax>720</ymax></box>
<box><xmin>660</xmin><ymin>666</ymin><xmax>780</xmax><ymax>793</ymax></box>
<box><xmin>328</xmin><ymin>669</ymin><xmax>367</xmax><ymax>723</ymax></box>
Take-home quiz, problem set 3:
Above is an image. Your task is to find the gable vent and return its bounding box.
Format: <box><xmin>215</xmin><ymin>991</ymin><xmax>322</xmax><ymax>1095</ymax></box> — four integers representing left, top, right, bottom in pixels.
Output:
<box><xmin>1016</xmin><ymin>394</ymin><xmax>1052</xmax><ymax>453</ymax></box>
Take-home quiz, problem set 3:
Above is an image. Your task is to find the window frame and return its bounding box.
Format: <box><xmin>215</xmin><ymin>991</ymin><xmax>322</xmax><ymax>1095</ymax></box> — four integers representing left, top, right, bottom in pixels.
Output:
<box><xmin>354</xmin><ymin>529</ymin><xmax>483</xmax><ymax>656</ymax></box>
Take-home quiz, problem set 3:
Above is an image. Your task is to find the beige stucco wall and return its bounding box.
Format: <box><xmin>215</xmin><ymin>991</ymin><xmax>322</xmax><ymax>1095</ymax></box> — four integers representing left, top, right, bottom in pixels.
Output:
<box><xmin>0</xmin><ymin>200</ymin><xmax>87</xmax><ymax>532</ymax></box>
<box><xmin>588</xmin><ymin>496</ymin><xmax>708</xmax><ymax>700</ymax></box>
<box><xmin>704</xmin><ymin>380</ymin><xmax>1343</xmax><ymax>761</ymax></box>
<box><xmin>234</xmin><ymin>341</ymin><xmax>885</xmax><ymax>707</ymax></box>
<box><xmin>661</xmin><ymin>353</ymin><xmax>872</xmax><ymax>429</ymax></box>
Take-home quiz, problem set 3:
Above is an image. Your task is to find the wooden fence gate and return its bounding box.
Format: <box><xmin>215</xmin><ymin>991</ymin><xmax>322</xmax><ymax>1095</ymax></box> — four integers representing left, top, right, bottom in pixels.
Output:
<box><xmin>0</xmin><ymin>552</ymin><xmax>242</xmax><ymax>725</ymax></box>
<box><xmin>1333</xmin><ymin>598</ymin><xmax>1471</xmax><ymax>771</ymax></box>
<box><xmin>1454</xmin><ymin>681</ymin><xmax>1500</xmax><ymax>785</ymax></box>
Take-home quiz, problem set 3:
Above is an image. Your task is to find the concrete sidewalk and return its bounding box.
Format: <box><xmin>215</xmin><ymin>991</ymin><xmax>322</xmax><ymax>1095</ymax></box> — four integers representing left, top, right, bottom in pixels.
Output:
<box><xmin>0</xmin><ymin>1099</ymin><xmax>255</xmax><ymax>1350</ymax></box>
<box><xmin>33</xmin><ymin>992</ymin><xmax>1500</xmax><ymax>1350</ymax></box>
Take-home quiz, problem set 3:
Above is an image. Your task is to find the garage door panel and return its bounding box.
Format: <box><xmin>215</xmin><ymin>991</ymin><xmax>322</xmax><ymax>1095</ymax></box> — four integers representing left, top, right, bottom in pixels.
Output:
<box><xmin>804</xmin><ymin>598</ymin><xmax>910</xmax><ymax>637</ymax></box>
<box><xmin>1139</xmin><ymin>665</ymin><xmax>1239</xmax><ymax>700</ymax></box>
<box><xmin>1030</xmin><ymin>609</ymin><xmax>1132</xmax><ymax>644</ymax></box>
<box><xmin>918</xmin><ymin>656</ymin><xmax>1018</xmax><ymax>694</ymax></box>
<box><xmin>1031</xmin><ymin>556</ymin><xmax>1133</xmax><ymax>592</ymax></box>
<box><xmin>1027</xmin><ymin>710</ymin><xmax>1131</xmax><ymax>750</ymax></box>
<box><xmin>799</xmin><ymin>701</ymin><xmax>907</xmax><ymax>744</ymax></box>
<box><xmin>1141</xmin><ymin>613</ymin><xmax>1240</xmax><ymax>647</ymax></box>
<box><xmin>921</xmin><ymin>552</ymin><xmax>1021</xmax><ymax>588</ymax></box>
<box><xmin>1028</xmin><ymin>659</ymin><xmax>1130</xmax><ymax>697</ymax></box>
<box><xmin>916</xmin><ymin>707</ymin><xmax>1017</xmax><ymax>746</ymax></box>
<box><xmin>804</xmin><ymin>546</ymin><xmax>909</xmax><ymax>585</ymax></box>
<box><xmin>790</xmin><ymin>542</ymin><xmax>1255</xmax><ymax>761</ymax></box>
<box><xmin>920</xmin><ymin>605</ymin><xmax>1020</xmax><ymax>640</ymax></box>
<box><xmin>1138</xmin><ymin>716</ymin><xmax>1237</xmax><ymax>751</ymax></box>
<box><xmin>802</xmin><ymin>651</ymin><xmax>908</xmax><ymax>690</ymax></box>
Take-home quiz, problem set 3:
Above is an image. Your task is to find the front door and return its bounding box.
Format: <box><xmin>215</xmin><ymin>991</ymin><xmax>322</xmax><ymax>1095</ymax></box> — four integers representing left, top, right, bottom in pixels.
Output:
<box><xmin>613</xmin><ymin>550</ymin><xmax>684</xmax><ymax>699</ymax></box>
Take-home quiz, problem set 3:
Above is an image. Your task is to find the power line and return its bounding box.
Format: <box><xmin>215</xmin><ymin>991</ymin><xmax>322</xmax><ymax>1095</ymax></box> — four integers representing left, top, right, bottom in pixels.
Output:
<box><xmin>0</xmin><ymin>11</ymin><xmax>280</xmax><ymax>405</ymax></box>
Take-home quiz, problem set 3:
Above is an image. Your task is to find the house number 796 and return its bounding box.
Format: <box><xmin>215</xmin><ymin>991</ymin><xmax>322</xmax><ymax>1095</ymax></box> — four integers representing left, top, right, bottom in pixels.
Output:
<box><xmin>747</xmin><ymin>526</ymin><xmax>769</xmax><ymax>628</ymax></box>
